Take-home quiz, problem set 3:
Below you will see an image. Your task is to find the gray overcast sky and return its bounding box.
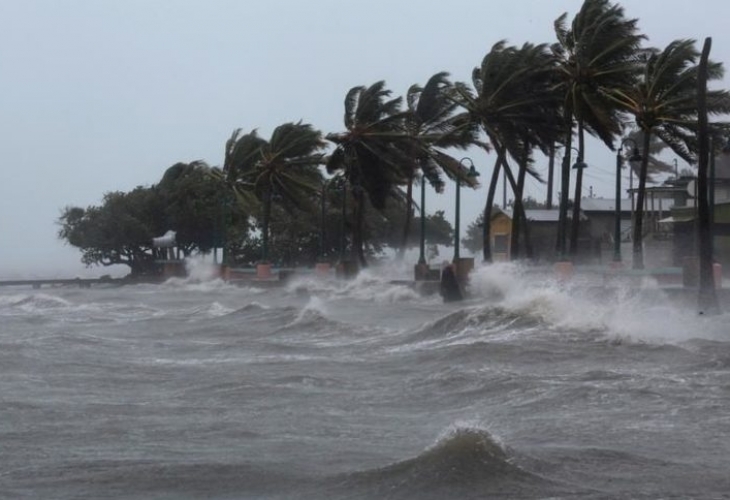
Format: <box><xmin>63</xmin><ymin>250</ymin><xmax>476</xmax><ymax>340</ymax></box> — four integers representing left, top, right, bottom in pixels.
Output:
<box><xmin>2</xmin><ymin>0</ymin><xmax>729</xmax><ymax>277</ymax></box>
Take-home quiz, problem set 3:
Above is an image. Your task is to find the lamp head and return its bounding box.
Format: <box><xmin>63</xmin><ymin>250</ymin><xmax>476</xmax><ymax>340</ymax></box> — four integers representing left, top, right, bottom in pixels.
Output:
<box><xmin>628</xmin><ymin>146</ymin><xmax>642</xmax><ymax>163</ymax></box>
<box><xmin>467</xmin><ymin>165</ymin><xmax>480</xmax><ymax>178</ymax></box>
<box><xmin>572</xmin><ymin>159</ymin><xmax>588</xmax><ymax>169</ymax></box>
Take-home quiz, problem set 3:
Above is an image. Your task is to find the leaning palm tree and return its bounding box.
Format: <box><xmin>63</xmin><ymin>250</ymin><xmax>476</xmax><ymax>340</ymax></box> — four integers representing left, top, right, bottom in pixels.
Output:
<box><xmin>553</xmin><ymin>0</ymin><xmax>644</xmax><ymax>257</ymax></box>
<box><xmin>606</xmin><ymin>39</ymin><xmax>730</xmax><ymax>269</ymax></box>
<box><xmin>399</xmin><ymin>72</ymin><xmax>481</xmax><ymax>258</ymax></box>
<box><xmin>454</xmin><ymin>41</ymin><xmax>562</xmax><ymax>262</ymax></box>
<box><xmin>326</xmin><ymin>81</ymin><xmax>414</xmax><ymax>268</ymax></box>
<box><xmin>227</xmin><ymin>122</ymin><xmax>326</xmax><ymax>263</ymax></box>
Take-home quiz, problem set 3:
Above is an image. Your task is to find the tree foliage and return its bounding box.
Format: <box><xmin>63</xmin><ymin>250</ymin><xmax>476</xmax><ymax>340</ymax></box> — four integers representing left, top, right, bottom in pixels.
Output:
<box><xmin>58</xmin><ymin>1</ymin><xmax>730</xmax><ymax>274</ymax></box>
<box><xmin>607</xmin><ymin>39</ymin><xmax>730</xmax><ymax>268</ymax></box>
<box><xmin>326</xmin><ymin>81</ymin><xmax>415</xmax><ymax>267</ymax></box>
<box><xmin>58</xmin><ymin>162</ymin><xmax>247</xmax><ymax>275</ymax></box>
<box><xmin>553</xmin><ymin>0</ymin><xmax>645</xmax><ymax>256</ymax></box>
<box><xmin>224</xmin><ymin>122</ymin><xmax>326</xmax><ymax>262</ymax></box>
<box><xmin>58</xmin><ymin>187</ymin><xmax>164</xmax><ymax>275</ymax></box>
<box><xmin>455</xmin><ymin>41</ymin><xmax>561</xmax><ymax>262</ymax></box>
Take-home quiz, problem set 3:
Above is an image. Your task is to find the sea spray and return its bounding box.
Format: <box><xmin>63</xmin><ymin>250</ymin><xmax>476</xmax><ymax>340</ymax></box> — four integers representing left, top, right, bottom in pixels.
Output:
<box><xmin>185</xmin><ymin>255</ymin><xmax>221</xmax><ymax>281</ymax></box>
<box><xmin>461</xmin><ymin>261</ymin><xmax>730</xmax><ymax>346</ymax></box>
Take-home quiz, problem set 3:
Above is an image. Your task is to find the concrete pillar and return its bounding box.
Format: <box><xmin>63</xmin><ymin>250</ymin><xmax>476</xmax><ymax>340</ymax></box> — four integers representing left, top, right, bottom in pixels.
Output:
<box><xmin>256</xmin><ymin>263</ymin><xmax>272</xmax><ymax>279</ymax></box>
<box><xmin>554</xmin><ymin>261</ymin><xmax>574</xmax><ymax>281</ymax></box>
<box><xmin>315</xmin><ymin>262</ymin><xmax>331</xmax><ymax>278</ymax></box>
<box><xmin>414</xmin><ymin>263</ymin><xmax>429</xmax><ymax>281</ymax></box>
<box><xmin>335</xmin><ymin>260</ymin><xmax>358</xmax><ymax>279</ymax></box>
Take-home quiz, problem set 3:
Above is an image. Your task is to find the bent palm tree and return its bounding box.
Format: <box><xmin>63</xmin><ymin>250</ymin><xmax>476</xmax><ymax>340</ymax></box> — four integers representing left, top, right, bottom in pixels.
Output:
<box><xmin>227</xmin><ymin>122</ymin><xmax>326</xmax><ymax>262</ymax></box>
<box><xmin>454</xmin><ymin>41</ymin><xmax>562</xmax><ymax>262</ymax></box>
<box><xmin>553</xmin><ymin>0</ymin><xmax>644</xmax><ymax>257</ymax></box>
<box><xmin>399</xmin><ymin>72</ymin><xmax>480</xmax><ymax>258</ymax></box>
<box><xmin>326</xmin><ymin>81</ymin><xmax>414</xmax><ymax>267</ymax></box>
<box><xmin>606</xmin><ymin>39</ymin><xmax>730</xmax><ymax>269</ymax></box>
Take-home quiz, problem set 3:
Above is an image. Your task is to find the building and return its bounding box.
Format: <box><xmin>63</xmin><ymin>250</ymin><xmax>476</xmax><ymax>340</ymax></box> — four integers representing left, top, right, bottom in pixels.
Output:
<box><xmin>489</xmin><ymin>208</ymin><xmax>588</xmax><ymax>262</ymax></box>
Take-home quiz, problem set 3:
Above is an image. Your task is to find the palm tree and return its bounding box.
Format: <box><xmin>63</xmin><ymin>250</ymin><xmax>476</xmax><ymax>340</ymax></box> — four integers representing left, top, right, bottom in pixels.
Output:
<box><xmin>399</xmin><ymin>72</ymin><xmax>480</xmax><ymax>258</ymax></box>
<box><xmin>454</xmin><ymin>41</ymin><xmax>562</xmax><ymax>262</ymax></box>
<box><xmin>696</xmin><ymin>38</ymin><xmax>719</xmax><ymax>313</ymax></box>
<box><xmin>553</xmin><ymin>0</ymin><xmax>644</xmax><ymax>257</ymax></box>
<box><xmin>226</xmin><ymin>122</ymin><xmax>326</xmax><ymax>263</ymax></box>
<box><xmin>606</xmin><ymin>39</ymin><xmax>730</xmax><ymax>269</ymax></box>
<box><xmin>326</xmin><ymin>81</ymin><xmax>414</xmax><ymax>268</ymax></box>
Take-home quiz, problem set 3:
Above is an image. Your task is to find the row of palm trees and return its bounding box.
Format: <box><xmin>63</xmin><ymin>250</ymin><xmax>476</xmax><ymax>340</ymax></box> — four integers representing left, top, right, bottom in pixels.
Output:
<box><xmin>214</xmin><ymin>0</ymin><xmax>730</xmax><ymax>271</ymax></box>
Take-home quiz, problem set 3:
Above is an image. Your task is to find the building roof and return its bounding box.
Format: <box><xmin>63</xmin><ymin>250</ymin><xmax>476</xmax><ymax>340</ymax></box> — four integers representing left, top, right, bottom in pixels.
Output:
<box><xmin>525</xmin><ymin>209</ymin><xmax>560</xmax><ymax>222</ymax></box>
<box><xmin>580</xmin><ymin>197</ymin><xmax>632</xmax><ymax>213</ymax></box>
<box><xmin>492</xmin><ymin>207</ymin><xmax>586</xmax><ymax>222</ymax></box>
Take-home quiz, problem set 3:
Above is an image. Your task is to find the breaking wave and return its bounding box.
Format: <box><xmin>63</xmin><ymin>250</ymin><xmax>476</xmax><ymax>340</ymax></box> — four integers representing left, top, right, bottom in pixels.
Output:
<box><xmin>329</xmin><ymin>425</ymin><xmax>556</xmax><ymax>499</ymax></box>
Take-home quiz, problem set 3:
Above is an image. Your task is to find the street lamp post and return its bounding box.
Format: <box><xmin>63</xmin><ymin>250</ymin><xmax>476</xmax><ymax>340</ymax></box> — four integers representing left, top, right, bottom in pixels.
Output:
<box><xmin>710</xmin><ymin>136</ymin><xmax>716</xmax><ymax>251</ymax></box>
<box><xmin>417</xmin><ymin>171</ymin><xmax>427</xmax><ymax>266</ymax></box>
<box><xmin>615</xmin><ymin>138</ymin><xmax>642</xmax><ymax>263</ymax></box>
<box><xmin>454</xmin><ymin>157</ymin><xmax>479</xmax><ymax>262</ymax></box>
<box><xmin>319</xmin><ymin>180</ymin><xmax>329</xmax><ymax>263</ymax></box>
<box><xmin>414</xmin><ymin>169</ymin><xmax>431</xmax><ymax>281</ymax></box>
<box><xmin>339</xmin><ymin>178</ymin><xmax>347</xmax><ymax>261</ymax></box>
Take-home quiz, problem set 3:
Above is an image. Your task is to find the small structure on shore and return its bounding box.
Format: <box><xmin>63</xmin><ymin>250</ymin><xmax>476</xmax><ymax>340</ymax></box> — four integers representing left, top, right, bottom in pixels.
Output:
<box><xmin>152</xmin><ymin>230</ymin><xmax>186</xmax><ymax>278</ymax></box>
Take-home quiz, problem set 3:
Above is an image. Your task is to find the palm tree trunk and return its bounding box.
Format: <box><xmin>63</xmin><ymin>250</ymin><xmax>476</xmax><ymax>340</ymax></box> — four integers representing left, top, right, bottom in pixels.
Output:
<box><xmin>261</xmin><ymin>189</ymin><xmax>272</xmax><ymax>262</ymax></box>
<box><xmin>557</xmin><ymin>109</ymin><xmax>574</xmax><ymax>259</ymax></box>
<box><xmin>697</xmin><ymin>37</ymin><xmax>720</xmax><ymax>313</ymax></box>
<box><xmin>570</xmin><ymin>122</ymin><xmax>586</xmax><ymax>256</ymax></box>
<box><xmin>510</xmin><ymin>140</ymin><xmax>530</xmax><ymax>260</ymax></box>
<box><xmin>482</xmin><ymin>150</ymin><xmax>503</xmax><ymax>262</ymax></box>
<box><xmin>398</xmin><ymin>177</ymin><xmax>414</xmax><ymax>260</ymax></box>
<box><xmin>632</xmin><ymin>130</ymin><xmax>652</xmax><ymax>269</ymax></box>
<box><xmin>546</xmin><ymin>143</ymin><xmax>556</xmax><ymax>209</ymax></box>
<box><xmin>352</xmin><ymin>187</ymin><xmax>368</xmax><ymax>268</ymax></box>
<box><xmin>499</xmin><ymin>157</ymin><xmax>532</xmax><ymax>260</ymax></box>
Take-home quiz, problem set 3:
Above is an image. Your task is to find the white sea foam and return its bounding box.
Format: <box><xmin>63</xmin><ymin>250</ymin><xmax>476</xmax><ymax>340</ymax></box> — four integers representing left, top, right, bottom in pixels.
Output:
<box><xmin>467</xmin><ymin>261</ymin><xmax>729</xmax><ymax>344</ymax></box>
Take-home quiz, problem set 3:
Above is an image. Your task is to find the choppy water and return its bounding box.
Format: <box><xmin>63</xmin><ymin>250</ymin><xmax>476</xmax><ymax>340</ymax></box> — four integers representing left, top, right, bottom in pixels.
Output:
<box><xmin>2</xmin><ymin>263</ymin><xmax>730</xmax><ymax>499</ymax></box>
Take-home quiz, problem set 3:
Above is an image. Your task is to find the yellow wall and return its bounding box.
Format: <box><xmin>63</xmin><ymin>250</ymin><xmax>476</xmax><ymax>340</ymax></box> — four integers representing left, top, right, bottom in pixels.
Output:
<box><xmin>491</xmin><ymin>213</ymin><xmax>512</xmax><ymax>261</ymax></box>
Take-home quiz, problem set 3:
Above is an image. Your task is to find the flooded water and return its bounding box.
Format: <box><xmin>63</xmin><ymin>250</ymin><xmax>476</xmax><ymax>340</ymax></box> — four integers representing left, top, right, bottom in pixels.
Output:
<box><xmin>2</xmin><ymin>263</ymin><xmax>730</xmax><ymax>499</ymax></box>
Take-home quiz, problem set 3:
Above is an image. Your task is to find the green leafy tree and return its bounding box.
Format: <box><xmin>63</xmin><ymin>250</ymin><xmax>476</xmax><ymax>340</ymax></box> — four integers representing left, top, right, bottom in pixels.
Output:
<box><xmin>157</xmin><ymin>161</ymin><xmax>239</xmax><ymax>255</ymax></box>
<box><xmin>58</xmin><ymin>187</ymin><xmax>164</xmax><ymax>275</ymax></box>
<box><xmin>375</xmin><ymin>203</ymin><xmax>454</xmax><ymax>250</ymax></box>
<box><xmin>462</xmin><ymin>212</ymin><xmax>487</xmax><ymax>255</ymax></box>
<box><xmin>420</xmin><ymin>210</ymin><xmax>454</xmax><ymax>247</ymax></box>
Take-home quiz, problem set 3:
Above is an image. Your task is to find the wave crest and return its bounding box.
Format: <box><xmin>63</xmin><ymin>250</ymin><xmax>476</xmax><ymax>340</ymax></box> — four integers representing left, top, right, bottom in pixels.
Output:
<box><xmin>333</xmin><ymin>425</ymin><xmax>552</xmax><ymax>499</ymax></box>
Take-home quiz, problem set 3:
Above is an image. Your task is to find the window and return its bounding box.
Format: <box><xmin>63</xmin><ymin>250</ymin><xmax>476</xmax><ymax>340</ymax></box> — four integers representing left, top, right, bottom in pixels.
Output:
<box><xmin>494</xmin><ymin>234</ymin><xmax>509</xmax><ymax>253</ymax></box>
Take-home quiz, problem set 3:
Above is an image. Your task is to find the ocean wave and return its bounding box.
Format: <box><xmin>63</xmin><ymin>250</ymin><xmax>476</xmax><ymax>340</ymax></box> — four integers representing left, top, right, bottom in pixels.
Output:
<box><xmin>0</xmin><ymin>293</ymin><xmax>73</xmax><ymax>311</ymax></box>
<box><xmin>159</xmin><ymin>276</ymin><xmax>238</xmax><ymax>293</ymax></box>
<box><xmin>387</xmin><ymin>305</ymin><xmax>546</xmax><ymax>356</ymax></box>
<box><xmin>0</xmin><ymin>293</ymin><xmax>166</xmax><ymax>325</ymax></box>
<box><xmin>285</xmin><ymin>270</ymin><xmax>423</xmax><ymax>304</ymax></box>
<box><xmin>330</xmin><ymin>425</ymin><xmax>554</xmax><ymax>499</ymax></box>
<box><xmin>174</xmin><ymin>301</ymin><xmax>238</xmax><ymax>321</ymax></box>
<box><xmin>233</xmin><ymin>301</ymin><xmax>271</xmax><ymax>313</ymax></box>
<box><xmin>466</xmin><ymin>262</ymin><xmax>730</xmax><ymax>345</ymax></box>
